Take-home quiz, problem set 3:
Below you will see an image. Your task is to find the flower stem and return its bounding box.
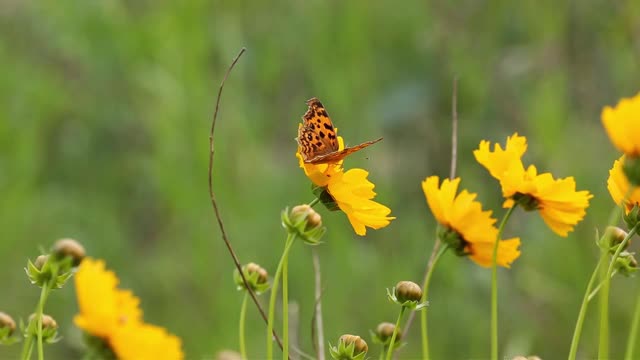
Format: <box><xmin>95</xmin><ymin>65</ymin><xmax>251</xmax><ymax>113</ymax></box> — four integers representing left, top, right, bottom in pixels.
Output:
<box><xmin>625</xmin><ymin>288</ymin><xmax>640</xmax><ymax>360</ymax></box>
<box><xmin>420</xmin><ymin>243</ymin><xmax>448</xmax><ymax>360</ymax></box>
<box><xmin>239</xmin><ymin>292</ymin><xmax>248</xmax><ymax>360</ymax></box>
<box><xmin>385</xmin><ymin>307</ymin><xmax>406</xmax><ymax>360</ymax></box>
<box><xmin>598</xmin><ymin>223</ymin><xmax>640</xmax><ymax>359</ymax></box>
<box><xmin>309</xmin><ymin>198</ymin><xmax>320</xmax><ymax>208</ymax></box>
<box><xmin>568</xmin><ymin>255</ymin><xmax>604</xmax><ymax>360</ymax></box>
<box><xmin>491</xmin><ymin>204</ymin><xmax>517</xmax><ymax>360</ymax></box>
<box><xmin>267</xmin><ymin>233</ymin><xmax>297</xmax><ymax>360</ymax></box>
<box><xmin>283</xmin><ymin>239</ymin><xmax>291</xmax><ymax>360</ymax></box>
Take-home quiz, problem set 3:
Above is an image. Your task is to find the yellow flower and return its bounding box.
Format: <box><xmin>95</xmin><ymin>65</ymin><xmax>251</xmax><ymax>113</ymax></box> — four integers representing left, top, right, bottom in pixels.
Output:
<box><xmin>74</xmin><ymin>258</ymin><xmax>184</xmax><ymax>360</ymax></box>
<box><xmin>110</xmin><ymin>323</ymin><xmax>184</xmax><ymax>360</ymax></box>
<box><xmin>608</xmin><ymin>156</ymin><xmax>640</xmax><ymax>213</ymax></box>
<box><xmin>602</xmin><ymin>93</ymin><xmax>640</xmax><ymax>156</ymax></box>
<box><xmin>474</xmin><ymin>133</ymin><xmax>593</xmax><ymax>237</ymax></box>
<box><xmin>296</xmin><ymin>133</ymin><xmax>394</xmax><ymax>236</ymax></box>
<box><xmin>74</xmin><ymin>258</ymin><xmax>142</xmax><ymax>338</ymax></box>
<box><xmin>421</xmin><ymin>176</ymin><xmax>521</xmax><ymax>268</ymax></box>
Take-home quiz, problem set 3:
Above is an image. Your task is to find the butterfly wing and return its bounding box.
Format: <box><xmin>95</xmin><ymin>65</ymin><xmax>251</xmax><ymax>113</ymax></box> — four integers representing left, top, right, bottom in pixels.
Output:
<box><xmin>306</xmin><ymin>137</ymin><xmax>383</xmax><ymax>164</ymax></box>
<box><xmin>297</xmin><ymin>98</ymin><xmax>340</xmax><ymax>161</ymax></box>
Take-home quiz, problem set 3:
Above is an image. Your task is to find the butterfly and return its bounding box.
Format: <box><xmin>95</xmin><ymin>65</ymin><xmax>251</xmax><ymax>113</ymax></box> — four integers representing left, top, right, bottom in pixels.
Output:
<box><xmin>297</xmin><ymin>97</ymin><xmax>382</xmax><ymax>164</ymax></box>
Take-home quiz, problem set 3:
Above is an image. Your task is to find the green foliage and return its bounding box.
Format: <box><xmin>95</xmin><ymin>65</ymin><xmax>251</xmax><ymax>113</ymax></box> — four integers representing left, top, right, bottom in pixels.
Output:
<box><xmin>1</xmin><ymin>0</ymin><xmax>640</xmax><ymax>358</ymax></box>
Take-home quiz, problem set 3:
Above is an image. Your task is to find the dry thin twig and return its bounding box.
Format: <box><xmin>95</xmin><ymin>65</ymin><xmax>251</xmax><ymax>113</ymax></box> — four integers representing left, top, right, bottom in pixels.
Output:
<box><xmin>207</xmin><ymin>47</ymin><xmax>287</xmax><ymax>355</ymax></box>
<box><xmin>398</xmin><ymin>77</ymin><xmax>459</xmax><ymax>351</ymax></box>
<box><xmin>311</xmin><ymin>248</ymin><xmax>325</xmax><ymax>360</ymax></box>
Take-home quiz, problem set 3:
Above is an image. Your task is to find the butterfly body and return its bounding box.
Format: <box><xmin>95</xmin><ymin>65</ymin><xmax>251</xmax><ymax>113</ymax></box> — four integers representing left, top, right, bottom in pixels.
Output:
<box><xmin>297</xmin><ymin>97</ymin><xmax>382</xmax><ymax>164</ymax></box>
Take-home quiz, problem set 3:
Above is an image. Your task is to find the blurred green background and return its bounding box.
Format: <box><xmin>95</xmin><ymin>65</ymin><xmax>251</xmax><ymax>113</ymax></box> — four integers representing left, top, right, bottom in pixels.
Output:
<box><xmin>1</xmin><ymin>1</ymin><xmax>640</xmax><ymax>359</ymax></box>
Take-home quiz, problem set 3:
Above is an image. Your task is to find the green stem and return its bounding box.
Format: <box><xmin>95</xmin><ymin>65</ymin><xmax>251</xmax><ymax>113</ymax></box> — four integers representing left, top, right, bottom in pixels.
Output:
<box><xmin>309</xmin><ymin>198</ymin><xmax>320</xmax><ymax>208</ymax></box>
<box><xmin>239</xmin><ymin>292</ymin><xmax>248</xmax><ymax>360</ymax></box>
<box><xmin>282</xmin><ymin>240</ymin><xmax>290</xmax><ymax>360</ymax></box>
<box><xmin>267</xmin><ymin>233</ymin><xmax>297</xmax><ymax>360</ymax></box>
<box><xmin>568</xmin><ymin>255</ymin><xmax>604</xmax><ymax>360</ymax></box>
<box><xmin>21</xmin><ymin>264</ymin><xmax>58</xmax><ymax>360</ymax></box>
<box><xmin>625</xmin><ymin>288</ymin><xmax>640</xmax><ymax>360</ymax></box>
<box><xmin>420</xmin><ymin>243</ymin><xmax>448</xmax><ymax>360</ymax></box>
<box><xmin>379</xmin><ymin>346</ymin><xmax>385</xmax><ymax>360</ymax></box>
<box><xmin>599</xmin><ymin>223</ymin><xmax>640</xmax><ymax>359</ymax></box>
<box><xmin>385</xmin><ymin>307</ymin><xmax>406</xmax><ymax>360</ymax></box>
<box><xmin>36</xmin><ymin>282</ymin><xmax>48</xmax><ymax>360</ymax></box>
<box><xmin>587</xmin><ymin>270</ymin><xmax>618</xmax><ymax>302</ymax></box>
<box><xmin>491</xmin><ymin>204</ymin><xmax>517</xmax><ymax>360</ymax></box>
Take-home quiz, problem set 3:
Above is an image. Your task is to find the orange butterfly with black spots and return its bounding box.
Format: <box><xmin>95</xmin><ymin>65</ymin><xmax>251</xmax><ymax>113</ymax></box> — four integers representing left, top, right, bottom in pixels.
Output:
<box><xmin>297</xmin><ymin>97</ymin><xmax>382</xmax><ymax>164</ymax></box>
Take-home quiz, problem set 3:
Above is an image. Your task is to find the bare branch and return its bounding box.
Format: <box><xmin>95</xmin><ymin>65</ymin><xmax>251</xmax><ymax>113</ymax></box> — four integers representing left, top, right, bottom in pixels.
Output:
<box><xmin>207</xmin><ymin>47</ymin><xmax>287</xmax><ymax>355</ymax></box>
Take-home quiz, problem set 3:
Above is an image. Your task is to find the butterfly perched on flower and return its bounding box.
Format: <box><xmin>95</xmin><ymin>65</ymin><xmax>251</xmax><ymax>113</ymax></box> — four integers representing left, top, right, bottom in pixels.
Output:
<box><xmin>296</xmin><ymin>97</ymin><xmax>382</xmax><ymax>164</ymax></box>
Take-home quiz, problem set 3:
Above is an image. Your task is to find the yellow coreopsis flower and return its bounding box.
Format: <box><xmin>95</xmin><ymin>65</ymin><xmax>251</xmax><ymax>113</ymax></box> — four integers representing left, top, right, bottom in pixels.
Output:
<box><xmin>602</xmin><ymin>93</ymin><xmax>640</xmax><ymax>156</ymax></box>
<box><xmin>608</xmin><ymin>156</ymin><xmax>640</xmax><ymax>213</ymax></box>
<box><xmin>296</xmin><ymin>133</ymin><xmax>394</xmax><ymax>236</ymax></box>
<box><xmin>74</xmin><ymin>258</ymin><xmax>184</xmax><ymax>360</ymax></box>
<box><xmin>422</xmin><ymin>176</ymin><xmax>521</xmax><ymax>268</ymax></box>
<box><xmin>474</xmin><ymin>133</ymin><xmax>593</xmax><ymax>237</ymax></box>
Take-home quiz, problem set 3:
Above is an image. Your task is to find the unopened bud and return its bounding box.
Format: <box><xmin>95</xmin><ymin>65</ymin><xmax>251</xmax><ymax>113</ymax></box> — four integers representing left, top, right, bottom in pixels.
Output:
<box><xmin>375</xmin><ymin>322</ymin><xmax>401</xmax><ymax>345</ymax></box>
<box><xmin>245</xmin><ymin>262</ymin><xmax>268</xmax><ymax>284</ymax></box>
<box><xmin>395</xmin><ymin>281</ymin><xmax>422</xmax><ymax>303</ymax></box>
<box><xmin>0</xmin><ymin>312</ymin><xmax>16</xmax><ymax>336</ymax></box>
<box><xmin>282</xmin><ymin>205</ymin><xmax>326</xmax><ymax>244</ymax></box>
<box><xmin>291</xmin><ymin>205</ymin><xmax>323</xmax><ymax>230</ymax></box>
<box><xmin>34</xmin><ymin>255</ymin><xmax>49</xmax><ymax>270</ymax></box>
<box><xmin>28</xmin><ymin>314</ymin><xmax>58</xmax><ymax>330</ymax></box>
<box><xmin>339</xmin><ymin>334</ymin><xmax>368</xmax><ymax>355</ymax></box>
<box><xmin>52</xmin><ymin>238</ymin><xmax>85</xmax><ymax>266</ymax></box>
<box><xmin>605</xmin><ymin>226</ymin><xmax>629</xmax><ymax>250</ymax></box>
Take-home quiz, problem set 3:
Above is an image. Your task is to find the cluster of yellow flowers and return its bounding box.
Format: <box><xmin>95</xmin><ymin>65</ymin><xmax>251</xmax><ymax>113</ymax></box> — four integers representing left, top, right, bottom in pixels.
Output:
<box><xmin>74</xmin><ymin>258</ymin><xmax>184</xmax><ymax>360</ymax></box>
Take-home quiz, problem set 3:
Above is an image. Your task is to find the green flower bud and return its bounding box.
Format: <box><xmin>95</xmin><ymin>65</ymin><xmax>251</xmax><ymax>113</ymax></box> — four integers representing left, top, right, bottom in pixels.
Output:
<box><xmin>52</xmin><ymin>238</ymin><xmax>86</xmax><ymax>267</ymax></box>
<box><xmin>34</xmin><ymin>255</ymin><xmax>49</xmax><ymax>271</ymax></box>
<box><xmin>0</xmin><ymin>312</ymin><xmax>17</xmax><ymax>345</ymax></box>
<box><xmin>27</xmin><ymin>314</ymin><xmax>60</xmax><ymax>344</ymax></box>
<box><xmin>215</xmin><ymin>350</ymin><xmax>243</xmax><ymax>360</ymax></box>
<box><xmin>371</xmin><ymin>322</ymin><xmax>402</xmax><ymax>347</ymax></box>
<box><xmin>603</xmin><ymin>226</ymin><xmax>630</xmax><ymax>253</ymax></box>
<box><xmin>395</xmin><ymin>281</ymin><xmax>422</xmax><ymax>303</ymax></box>
<box><xmin>329</xmin><ymin>334</ymin><xmax>368</xmax><ymax>360</ymax></box>
<box><xmin>233</xmin><ymin>262</ymin><xmax>270</xmax><ymax>294</ymax></box>
<box><xmin>387</xmin><ymin>281</ymin><xmax>428</xmax><ymax>310</ymax></box>
<box><xmin>615</xmin><ymin>251</ymin><xmax>638</xmax><ymax>277</ymax></box>
<box><xmin>282</xmin><ymin>205</ymin><xmax>326</xmax><ymax>245</ymax></box>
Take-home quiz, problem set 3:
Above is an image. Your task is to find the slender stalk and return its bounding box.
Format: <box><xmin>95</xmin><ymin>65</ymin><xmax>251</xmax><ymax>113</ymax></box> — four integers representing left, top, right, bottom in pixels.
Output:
<box><xmin>36</xmin><ymin>282</ymin><xmax>48</xmax><ymax>360</ymax></box>
<box><xmin>568</xmin><ymin>256</ymin><xmax>604</xmax><ymax>360</ymax></box>
<box><xmin>239</xmin><ymin>292</ymin><xmax>248</xmax><ymax>360</ymax></box>
<box><xmin>312</xmin><ymin>248</ymin><xmax>325</xmax><ymax>360</ymax></box>
<box><xmin>267</xmin><ymin>234</ymin><xmax>297</xmax><ymax>360</ymax></box>
<box><xmin>420</xmin><ymin>244</ymin><xmax>448</xmax><ymax>360</ymax></box>
<box><xmin>385</xmin><ymin>307</ymin><xmax>406</xmax><ymax>360</ymax></box>
<box><xmin>379</xmin><ymin>347</ymin><xmax>385</xmax><ymax>360</ymax></box>
<box><xmin>309</xmin><ymin>197</ymin><xmax>320</xmax><ymax>208</ymax></box>
<box><xmin>599</xmin><ymin>223</ymin><xmax>640</xmax><ymax>359</ymax></box>
<box><xmin>491</xmin><ymin>204</ymin><xmax>517</xmax><ymax>360</ymax></box>
<box><xmin>587</xmin><ymin>270</ymin><xmax>618</xmax><ymax>302</ymax></box>
<box><xmin>625</xmin><ymin>288</ymin><xmax>640</xmax><ymax>360</ymax></box>
<box><xmin>283</xmin><ymin>241</ymin><xmax>291</xmax><ymax>360</ymax></box>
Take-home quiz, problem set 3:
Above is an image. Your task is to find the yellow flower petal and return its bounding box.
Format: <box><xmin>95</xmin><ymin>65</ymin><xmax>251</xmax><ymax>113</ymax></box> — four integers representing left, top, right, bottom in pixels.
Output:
<box><xmin>73</xmin><ymin>258</ymin><xmax>142</xmax><ymax>338</ymax></box>
<box><xmin>602</xmin><ymin>93</ymin><xmax>640</xmax><ymax>156</ymax></box>
<box><xmin>327</xmin><ymin>169</ymin><xmax>395</xmax><ymax>236</ymax></box>
<box><xmin>608</xmin><ymin>155</ymin><xmax>640</xmax><ymax>213</ymax></box>
<box><xmin>473</xmin><ymin>133</ymin><xmax>527</xmax><ymax>180</ymax></box>
<box><xmin>110</xmin><ymin>323</ymin><xmax>184</xmax><ymax>360</ymax></box>
<box><xmin>422</xmin><ymin>176</ymin><xmax>521</xmax><ymax>268</ymax></box>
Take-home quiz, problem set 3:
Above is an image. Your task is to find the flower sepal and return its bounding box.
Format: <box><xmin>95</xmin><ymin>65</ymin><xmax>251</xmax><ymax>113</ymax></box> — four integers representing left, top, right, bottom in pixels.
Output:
<box><xmin>25</xmin><ymin>256</ymin><xmax>74</xmax><ymax>289</ymax></box>
<box><xmin>386</xmin><ymin>281</ymin><xmax>428</xmax><ymax>311</ymax></box>
<box><xmin>0</xmin><ymin>312</ymin><xmax>19</xmax><ymax>345</ymax></box>
<box><xmin>615</xmin><ymin>251</ymin><xmax>638</xmax><ymax>277</ymax></box>
<box><xmin>282</xmin><ymin>205</ymin><xmax>326</xmax><ymax>245</ymax></box>
<box><xmin>23</xmin><ymin>314</ymin><xmax>61</xmax><ymax>344</ymax></box>
<box><xmin>329</xmin><ymin>335</ymin><xmax>368</xmax><ymax>360</ymax></box>
<box><xmin>233</xmin><ymin>263</ymin><xmax>270</xmax><ymax>294</ymax></box>
<box><xmin>624</xmin><ymin>205</ymin><xmax>640</xmax><ymax>229</ymax></box>
<box><xmin>312</xmin><ymin>185</ymin><xmax>340</xmax><ymax>212</ymax></box>
<box><xmin>623</xmin><ymin>156</ymin><xmax>640</xmax><ymax>187</ymax></box>
<box><xmin>438</xmin><ymin>226</ymin><xmax>469</xmax><ymax>257</ymax></box>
